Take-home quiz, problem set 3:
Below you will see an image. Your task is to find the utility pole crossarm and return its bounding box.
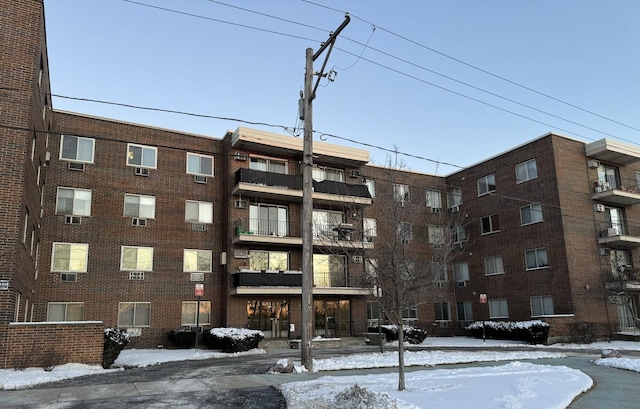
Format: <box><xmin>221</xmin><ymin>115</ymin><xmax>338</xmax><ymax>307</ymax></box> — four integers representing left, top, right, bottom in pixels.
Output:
<box><xmin>313</xmin><ymin>13</ymin><xmax>350</xmax><ymax>61</ymax></box>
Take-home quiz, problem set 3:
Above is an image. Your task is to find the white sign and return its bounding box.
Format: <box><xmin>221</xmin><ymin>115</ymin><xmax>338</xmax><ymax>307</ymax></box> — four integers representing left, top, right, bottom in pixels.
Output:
<box><xmin>479</xmin><ymin>293</ymin><xmax>487</xmax><ymax>303</ymax></box>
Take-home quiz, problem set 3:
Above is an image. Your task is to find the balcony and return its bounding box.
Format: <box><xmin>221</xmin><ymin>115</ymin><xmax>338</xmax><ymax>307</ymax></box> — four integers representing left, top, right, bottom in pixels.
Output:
<box><xmin>232</xmin><ymin>168</ymin><xmax>372</xmax><ymax>205</ymax></box>
<box><xmin>233</xmin><ymin>218</ymin><xmax>302</xmax><ymax>245</ymax></box>
<box><xmin>597</xmin><ymin>222</ymin><xmax>640</xmax><ymax>248</ymax></box>
<box><xmin>231</xmin><ymin>269</ymin><xmax>370</xmax><ymax>296</ymax></box>
<box><xmin>585</xmin><ymin>139</ymin><xmax>640</xmax><ymax>166</ymax></box>
<box><xmin>312</xmin><ymin>223</ymin><xmax>374</xmax><ymax>250</ymax></box>
<box><xmin>592</xmin><ymin>177</ymin><xmax>640</xmax><ymax>206</ymax></box>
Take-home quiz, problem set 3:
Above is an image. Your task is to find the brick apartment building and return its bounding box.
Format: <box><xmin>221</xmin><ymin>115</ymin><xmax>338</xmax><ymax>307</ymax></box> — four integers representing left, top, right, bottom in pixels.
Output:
<box><xmin>1</xmin><ymin>1</ymin><xmax>639</xmax><ymax>350</ymax></box>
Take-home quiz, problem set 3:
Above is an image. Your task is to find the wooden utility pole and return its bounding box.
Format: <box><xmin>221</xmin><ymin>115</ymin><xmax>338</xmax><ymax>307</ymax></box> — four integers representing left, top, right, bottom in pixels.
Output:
<box><xmin>300</xmin><ymin>14</ymin><xmax>350</xmax><ymax>372</ymax></box>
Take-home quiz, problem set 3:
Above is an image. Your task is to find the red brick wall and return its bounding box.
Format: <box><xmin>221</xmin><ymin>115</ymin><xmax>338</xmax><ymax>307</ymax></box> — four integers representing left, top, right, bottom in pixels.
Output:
<box><xmin>2</xmin><ymin>322</ymin><xmax>103</xmax><ymax>369</ymax></box>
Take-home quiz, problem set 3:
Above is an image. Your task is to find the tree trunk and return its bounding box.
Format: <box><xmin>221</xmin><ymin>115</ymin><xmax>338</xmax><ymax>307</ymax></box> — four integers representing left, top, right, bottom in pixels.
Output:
<box><xmin>396</xmin><ymin>308</ymin><xmax>405</xmax><ymax>391</ymax></box>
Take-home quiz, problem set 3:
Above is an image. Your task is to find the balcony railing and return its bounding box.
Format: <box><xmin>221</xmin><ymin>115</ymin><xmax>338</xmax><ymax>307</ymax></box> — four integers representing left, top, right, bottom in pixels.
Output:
<box><xmin>233</xmin><ymin>270</ymin><xmax>302</xmax><ymax>287</ymax></box>
<box><xmin>597</xmin><ymin>222</ymin><xmax>640</xmax><ymax>248</ymax></box>
<box><xmin>592</xmin><ymin>176</ymin><xmax>640</xmax><ymax>206</ymax></box>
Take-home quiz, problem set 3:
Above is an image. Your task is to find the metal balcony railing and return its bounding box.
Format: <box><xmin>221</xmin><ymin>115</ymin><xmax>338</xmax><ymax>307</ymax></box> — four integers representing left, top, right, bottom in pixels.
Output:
<box><xmin>597</xmin><ymin>222</ymin><xmax>640</xmax><ymax>238</ymax></box>
<box><xmin>593</xmin><ymin>176</ymin><xmax>640</xmax><ymax>194</ymax></box>
<box><xmin>233</xmin><ymin>270</ymin><xmax>302</xmax><ymax>287</ymax></box>
<box><xmin>234</xmin><ymin>218</ymin><xmax>300</xmax><ymax>238</ymax></box>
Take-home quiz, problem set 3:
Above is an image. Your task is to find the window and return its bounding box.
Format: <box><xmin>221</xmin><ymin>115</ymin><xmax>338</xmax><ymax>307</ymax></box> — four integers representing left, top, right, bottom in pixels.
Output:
<box><xmin>397</xmin><ymin>222</ymin><xmax>413</xmax><ymax>241</ymax></box>
<box><xmin>453</xmin><ymin>262</ymin><xmax>470</xmax><ymax>282</ymax></box>
<box><xmin>185</xmin><ymin>200</ymin><xmax>213</xmax><ymax>224</ymax></box>
<box><xmin>181</xmin><ymin>301</ymin><xmax>211</xmax><ymax>326</ymax></box>
<box><xmin>22</xmin><ymin>208</ymin><xmax>29</xmax><ymax>244</ymax></box>
<box><xmin>393</xmin><ymin>184</ymin><xmax>410</xmax><ymax>202</ymax></box>
<box><xmin>401</xmin><ymin>303</ymin><xmax>418</xmax><ymax>321</ymax></box>
<box><xmin>525</xmin><ymin>247</ymin><xmax>549</xmax><ymax>270</ymax></box>
<box><xmin>60</xmin><ymin>135</ymin><xmax>95</xmax><ymax>163</ymax></box>
<box><xmin>521</xmin><ymin>202</ymin><xmax>543</xmax><ymax>225</ymax></box>
<box><xmin>432</xmin><ymin>262</ymin><xmax>446</xmax><ymax>281</ymax></box>
<box><xmin>367</xmin><ymin>301</ymin><xmax>381</xmax><ymax>327</ymax></box>
<box><xmin>312</xmin><ymin>209</ymin><xmax>343</xmax><ymax>239</ymax></box>
<box><xmin>434</xmin><ymin>302</ymin><xmax>451</xmax><ymax>321</ymax></box>
<box><xmin>428</xmin><ymin>225</ymin><xmax>445</xmax><ymax>245</ymax></box>
<box><xmin>477</xmin><ymin>174</ymin><xmax>496</xmax><ymax>196</ymax></box>
<box><xmin>516</xmin><ymin>159</ymin><xmax>538</xmax><ymax>183</ymax></box>
<box><xmin>489</xmin><ymin>299</ymin><xmax>509</xmax><ymax>318</ymax></box>
<box><xmin>481</xmin><ymin>214</ymin><xmax>500</xmax><ymax>234</ymax></box>
<box><xmin>365</xmin><ymin>179</ymin><xmax>375</xmax><ymax>198</ymax></box>
<box><xmin>186</xmin><ymin>153</ymin><xmax>214</xmax><ymax>177</ymax></box>
<box><xmin>447</xmin><ymin>187</ymin><xmax>462</xmax><ymax>207</ymax></box>
<box><xmin>484</xmin><ymin>255</ymin><xmax>504</xmax><ymax>276</ymax></box>
<box><xmin>120</xmin><ymin>246</ymin><xmax>153</xmax><ymax>271</ymax></box>
<box><xmin>47</xmin><ymin>302</ymin><xmax>84</xmax><ymax>321</ymax></box>
<box><xmin>56</xmin><ymin>187</ymin><xmax>92</xmax><ymax>216</ymax></box>
<box><xmin>530</xmin><ymin>296</ymin><xmax>554</xmax><ymax>317</ymax></box>
<box><xmin>249</xmin><ymin>250</ymin><xmax>288</xmax><ymax>271</ymax></box>
<box><xmin>127</xmin><ymin>143</ymin><xmax>157</xmax><ymax>168</ymax></box>
<box><xmin>363</xmin><ymin>218</ymin><xmax>377</xmax><ymax>242</ymax></box>
<box><xmin>313</xmin><ymin>254</ymin><xmax>346</xmax><ymax>287</ymax></box>
<box><xmin>313</xmin><ymin>165</ymin><xmax>344</xmax><ymax>182</ymax></box>
<box><xmin>124</xmin><ymin>194</ymin><xmax>156</xmax><ymax>219</ymax></box>
<box><xmin>636</xmin><ymin>171</ymin><xmax>640</xmax><ymax>190</ymax></box>
<box><xmin>51</xmin><ymin>243</ymin><xmax>88</xmax><ymax>272</ymax></box>
<box><xmin>454</xmin><ymin>225</ymin><xmax>467</xmax><ymax>243</ymax></box>
<box><xmin>118</xmin><ymin>302</ymin><xmax>150</xmax><ymax>327</ymax></box>
<box><xmin>365</xmin><ymin>258</ymin><xmax>378</xmax><ymax>276</ymax></box>
<box><xmin>457</xmin><ymin>301</ymin><xmax>473</xmax><ymax>321</ymax></box>
<box><xmin>183</xmin><ymin>249</ymin><xmax>212</xmax><ymax>272</ymax></box>
<box><xmin>250</xmin><ymin>204</ymin><xmax>288</xmax><ymax>236</ymax></box>
<box><xmin>610</xmin><ymin>249</ymin><xmax>632</xmax><ymax>279</ymax></box>
<box><xmin>250</xmin><ymin>156</ymin><xmax>287</xmax><ymax>174</ymax></box>
<box><xmin>426</xmin><ymin>189</ymin><xmax>442</xmax><ymax>209</ymax></box>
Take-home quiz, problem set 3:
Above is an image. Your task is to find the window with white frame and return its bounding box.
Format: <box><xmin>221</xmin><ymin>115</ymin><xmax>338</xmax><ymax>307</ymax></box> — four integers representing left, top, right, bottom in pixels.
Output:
<box><xmin>47</xmin><ymin>302</ymin><xmax>84</xmax><ymax>321</ymax></box>
<box><xmin>457</xmin><ymin>301</ymin><xmax>473</xmax><ymax>321</ymax></box>
<box><xmin>250</xmin><ymin>156</ymin><xmax>287</xmax><ymax>174</ymax></box>
<box><xmin>181</xmin><ymin>301</ymin><xmax>211</xmax><ymax>326</ymax></box>
<box><xmin>434</xmin><ymin>302</ymin><xmax>451</xmax><ymax>321</ymax></box>
<box><xmin>489</xmin><ymin>298</ymin><xmax>509</xmax><ymax>318</ymax></box>
<box><xmin>185</xmin><ymin>200</ymin><xmax>213</xmax><ymax>224</ymax></box>
<box><xmin>453</xmin><ymin>262</ymin><xmax>470</xmax><ymax>282</ymax></box>
<box><xmin>126</xmin><ymin>143</ymin><xmax>157</xmax><ymax>168</ymax></box>
<box><xmin>365</xmin><ymin>179</ymin><xmax>375</xmax><ymax>198</ymax></box>
<box><xmin>120</xmin><ymin>246</ymin><xmax>153</xmax><ymax>271</ymax></box>
<box><xmin>118</xmin><ymin>302</ymin><xmax>150</xmax><ymax>327</ymax></box>
<box><xmin>249</xmin><ymin>250</ymin><xmax>289</xmax><ymax>271</ymax></box>
<box><xmin>60</xmin><ymin>135</ymin><xmax>95</xmax><ymax>163</ymax></box>
<box><xmin>365</xmin><ymin>258</ymin><xmax>378</xmax><ymax>276</ymax></box>
<box><xmin>477</xmin><ymin>174</ymin><xmax>496</xmax><ymax>196</ymax></box>
<box><xmin>401</xmin><ymin>303</ymin><xmax>418</xmax><ymax>321</ymax></box>
<box><xmin>454</xmin><ymin>225</ymin><xmax>467</xmax><ymax>243</ymax></box>
<box><xmin>426</xmin><ymin>189</ymin><xmax>442</xmax><ymax>208</ymax></box>
<box><xmin>484</xmin><ymin>255</ymin><xmax>504</xmax><ymax>276</ymax></box>
<box><xmin>530</xmin><ymin>296</ymin><xmax>554</xmax><ymax>317</ymax></box>
<box><xmin>393</xmin><ymin>184</ymin><xmax>410</xmax><ymax>202</ymax></box>
<box><xmin>432</xmin><ymin>262</ymin><xmax>446</xmax><ymax>282</ymax></box>
<box><xmin>397</xmin><ymin>222</ymin><xmax>413</xmax><ymax>241</ymax></box>
<box><xmin>51</xmin><ymin>242</ymin><xmax>88</xmax><ymax>272</ymax></box>
<box><xmin>124</xmin><ymin>194</ymin><xmax>156</xmax><ymax>219</ymax></box>
<box><xmin>56</xmin><ymin>187</ymin><xmax>91</xmax><ymax>216</ymax></box>
<box><xmin>520</xmin><ymin>202</ymin><xmax>543</xmax><ymax>225</ymax></box>
<box><xmin>481</xmin><ymin>214</ymin><xmax>500</xmax><ymax>234</ymax></box>
<box><xmin>516</xmin><ymin>159</ymin><xmax>538</xmax><ymax>183</ymax></box>
<box><xmin>367</xmin><ymin>301</ymin><xmax>381</xmax><ymax>326</ymax></box>
<box><xmin>525</xmin><ymin>247</ymin><xmax>549</xmax><ymax>270</ymax></box>
<box><xmin>250</xmin><ymin>204</ymin><xmax>288</xmax><ymax>236</ymax></box>
<box><xmin>447</xmin><ymin>187</ymin><xmax>462</xmax><ymax>207</ymax></box>
<box><xmin>183</xmin><ymin>249</ymin><xmax>212</xmax><ymax>273</ymax></box>
<box><xmin>428</xmin><ymin>225</ymin><xmax>445</xmax><ymax>245</ymax></box>
<box><xmin>186</xmin><ymin>153</ymin><xmax>214</xmax><ymax>177</ymax></box>
<box><xmin>363</xmin><ymin>218</ymin><xmax>377</xmax><ymax>242</ymax></box>
<box><xmin>313</xmin><ymin>165</ymin><xmax>344</xmax><ymax>182</ymax></box>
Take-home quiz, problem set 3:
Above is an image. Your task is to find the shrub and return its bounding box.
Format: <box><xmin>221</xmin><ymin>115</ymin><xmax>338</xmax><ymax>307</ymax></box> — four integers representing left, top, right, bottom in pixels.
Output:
<box><xmin>102</xmin><ymin>328</ymin><xmax>130</xmax><ymax>369</ymax></box>
<box><xmin>568</xmin><ymin>322</ymin><xmax>597</xmax><ymax>344</ymax></box>
<box><xmin>368</xmin><ymin>325</ymin><xmax>427</xmax><ymax>344</ymax></box>
<box><xmin>465</xmin><ymin>320</ymin><xmax>550</xmax><ymax>344</ymax></box>
<box><xmin>167</xmin><ymin>329</ymin><xmax>196</xmax><ymax>349</ymax></box>
<box><xmin>202</xmin><ymin>327</ymin><xmax>264</xmax><ymax>353</ymax></box>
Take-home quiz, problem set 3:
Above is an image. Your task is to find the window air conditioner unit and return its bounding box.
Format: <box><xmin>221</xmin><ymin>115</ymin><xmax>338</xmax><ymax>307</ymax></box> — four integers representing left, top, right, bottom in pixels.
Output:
<box><xmin>129</xmin><ymin>271</ymin><xmax>145</xmax><ymax>280</ymax></box>
<box><xmin>234</xmin><ymin>152</ymin><xmax>248</xmax><ymax>161</ymax></box>
<box><xmin>61</xmin><ymin>273</ymin><xmax>77</xmax><ymax>283</ymax></box>
<box><xmin>194</xmin><ymin>175</ymin><xmax>207</xmax><ymax>184</ymax></box>
<box><xmin>594</xmin><ymin>204</ymin><xmax>605</xmax><ymax>212</ymax></box>
<box><xmin>588</xmin><ymin>160</ymin><xmax>600</xmax><ymax>168</ymax></box>
<box><xmin>353</xmin><ymin>255</ymin><xmax>363</xmax><ymax>264</ymax></box>
<box><xmin>190</xmin><ymin>272</ymin><xmax>205</xmax><ymax>282</ymax></box>
<box><xmin>350</xmin><ymin>170</ymin><xmax>361</xmax><ymax>178</ymax></box>
<box><xmin>192</xmin><ymin>223</ymin><xmax>206</xmax><ymax>231</ymax></box>
<box><xmin>431</xmin><ymin>207</ymin><xmax>440</xmax><ymax>213</ymax></box>
<box><xmin>68</xmin><ymin>162</ymin><xmax>85</xmax><ymax>171</ymax></box>
<box><xmin>457</xmin><ymin>281</ymin><xmax>467</xmax><ymax>287</ymax></box>
<box><xmin>450</xmin><ymin>205</ymin><xmax>460</xmax><ymax>213</ymax></box>
<box><xmin>234</xmin><ymin>200</ymin><xmax>247</xmax><ymax>209</ymax></box>
<box><xmin>132</xmin><ymin>217</ymin><xmax>147</xmax><ymax>226</ymax></box>
<box><xmin>64</xmin><ymin>215</ymin><xmax>81</xmax><ymax>225</ymax></box>
<box><xmin>134</xmin><ymin>167</ymin><xmax>150</xmax><ymax>176</ymax></box>
<box><xmin>45</xmin><ymin>151</ymin><xmax>51</xmax><ymax>163</ymax></box>
<box><xmin>608</xmin><ymin>227</ymin><xmax>620</xmax><ymax>237</ymax></box>
<box><xmin>436</xmin><ymin>281</ymin><xmax>446</xmax><ymax>288</ymax></box>
<box><xmin>234</xmin><ymin>249</ymin><xmax>249</xmax><ymax>259</ymax></box>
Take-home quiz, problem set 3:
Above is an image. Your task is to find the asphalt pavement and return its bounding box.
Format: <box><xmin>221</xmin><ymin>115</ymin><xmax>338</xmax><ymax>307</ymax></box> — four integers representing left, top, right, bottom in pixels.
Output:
<box><xmin>0</xmin><ymin>345</ymin><xmax>638</xmax><ymax>408</ymax></box>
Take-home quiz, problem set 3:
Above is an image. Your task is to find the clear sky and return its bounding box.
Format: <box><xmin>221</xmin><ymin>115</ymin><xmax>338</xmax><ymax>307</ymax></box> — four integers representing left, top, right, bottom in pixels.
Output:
<box><xmin>44</xmin><ymin>0</ymin><xmax>640</xmax><ymax>175</ymax></box>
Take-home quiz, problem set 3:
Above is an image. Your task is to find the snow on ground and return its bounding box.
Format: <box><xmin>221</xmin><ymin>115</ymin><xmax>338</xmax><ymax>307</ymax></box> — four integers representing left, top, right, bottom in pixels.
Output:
<box><xmin>0</xmin><ymin>337</ymin><xmax>637</xmax><ymax>408</ymax></box>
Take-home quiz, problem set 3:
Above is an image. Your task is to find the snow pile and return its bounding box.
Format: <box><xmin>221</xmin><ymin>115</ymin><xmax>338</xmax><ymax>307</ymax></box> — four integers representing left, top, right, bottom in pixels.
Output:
<box><xmin>594</xmin><ymin>357</ymin><xmax>640</xmax><ymax>373</ymax></box>
<box><xmin>209</xmin><ymin>327</ymin><xmax>264</xmax><ymax>340</ymax></box>
<box><xmin>465</xmin><ymin>319</ymin><xmax>549</xmax><ymax>331</ymax></box>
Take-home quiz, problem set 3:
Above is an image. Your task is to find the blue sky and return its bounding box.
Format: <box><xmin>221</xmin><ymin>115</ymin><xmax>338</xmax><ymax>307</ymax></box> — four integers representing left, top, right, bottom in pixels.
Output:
<box><xmin>44</xmin><ymin>1</ymin><xmax>640</xmax><ymax>175</ymax></box>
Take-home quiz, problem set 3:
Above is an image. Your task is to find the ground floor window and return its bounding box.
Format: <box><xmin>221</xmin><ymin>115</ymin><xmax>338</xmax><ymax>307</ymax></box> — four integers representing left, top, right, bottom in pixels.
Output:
<box><xmin>315</xmin><ymin>299</ymin><xmax>350</xmax><ymax>338</ymax></box>
<box><xmin>367</xmin><ymin>301</ymin><xmax>382</xmax><ymax>328</ymax></box>
<box><xmin>456</xmin><ymin>301</ymin><xmax>473</xmax><ymax>321</ymax></box>
<box><xmin>434</xmin><ymin>302</ymin><xmax>451</xmax><ymax>321</ymax></box>
<box><xmin>47</xmin><ymin>302</ymin><xmax>84</xmax><ymax>321</ymax></box>
<box><xmin>246</xmin><ymin>300</ymin><xmax>289</xmax><ymax>338</ymax></box>
<box><xmin>118</xmin><ymin>302</ymin><xmax>151</xmax><ymax>327</ymax></box>
<box><xmin>181</xmin><ymin>301</ymin><xmax>211</xmax><ymax>326</ymax></box>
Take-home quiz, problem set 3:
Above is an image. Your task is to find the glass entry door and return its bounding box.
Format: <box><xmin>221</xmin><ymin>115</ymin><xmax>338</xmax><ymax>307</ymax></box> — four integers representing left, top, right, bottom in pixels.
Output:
<box><xmin>314</xmin><ymin>300</ymin><xmax>350</xmax><ymax>338</ymax></box>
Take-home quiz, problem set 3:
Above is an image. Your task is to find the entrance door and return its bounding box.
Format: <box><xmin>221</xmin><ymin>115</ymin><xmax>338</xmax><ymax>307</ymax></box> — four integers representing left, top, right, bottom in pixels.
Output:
<box><xmin>314</xmin><ymin>300</ymin><xmax>350</xmax><ymax>338</ymax></box>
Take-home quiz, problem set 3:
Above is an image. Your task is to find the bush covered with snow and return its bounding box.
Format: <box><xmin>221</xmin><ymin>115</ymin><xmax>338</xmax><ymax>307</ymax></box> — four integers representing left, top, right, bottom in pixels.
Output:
<box><xmin>102</xmin><ymin>328</ymin><xmax>130</xmax><ymax>369</ymax></box>
<box><xmin>465</xmin><ymin>320</ymin><xmax>550</xmax><ymax>344</ymax></box>
<box><xmin>202</xmin><ymin>327</ymin><xmax>264</xmax><ymax>352</ymax></box>
<box><xmin>369</xmin><ymin>325</ymin><xmax>428</xmax><ymax>344</ymax></box>
<box><xmin>166</xmin><ymin>329</ymin><xmax>196</xmax><ymax>349</ymax></box>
